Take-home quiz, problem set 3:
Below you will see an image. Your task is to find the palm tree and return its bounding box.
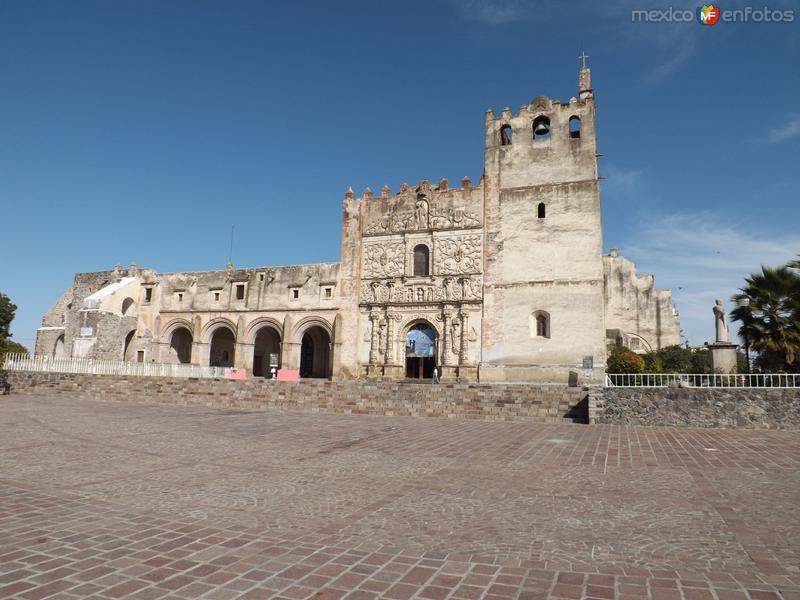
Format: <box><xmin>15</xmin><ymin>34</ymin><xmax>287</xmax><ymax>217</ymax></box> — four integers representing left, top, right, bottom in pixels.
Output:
<box><xmin>731</xmin><ymin>263</ymin><xmax>800</xmax><ymax>373</ymax></box>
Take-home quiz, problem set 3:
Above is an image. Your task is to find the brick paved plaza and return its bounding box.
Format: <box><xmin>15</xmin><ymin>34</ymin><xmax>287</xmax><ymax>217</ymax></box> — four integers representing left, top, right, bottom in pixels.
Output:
<box><xmin>1</xmin><ymin>395</ymin><xmax>798</xmax><ymax>599</ymax></box>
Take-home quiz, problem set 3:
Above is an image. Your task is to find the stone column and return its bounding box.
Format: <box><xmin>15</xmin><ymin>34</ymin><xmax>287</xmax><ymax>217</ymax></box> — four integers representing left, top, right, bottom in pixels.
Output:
<box><xmin>369</xmin><ymin>310</ymin><xmax>381</xmax><ymax>365</ymax></box>
<box><xmin>439</xmin><ymin>310</ymin><xmax>455</xmax><ymax>366</ymax></box>
<box><xmin>191</xmin><ymin>342</ymin><xmax>207</xmax><ymax>366</ymax></box>
<box><xmin>235</xmin><ymin>342</ymin><xmax>254</xmax><ymax>373</ymax></box>
<box><xmin>384</xmin><ymin>312</ymin><xmax>400</xmax><ymax>364</ymax></box>
<box><xmin>459</xmin><ymin>308</ymin><xmax>469</xmax><ymax>365</ymax></box>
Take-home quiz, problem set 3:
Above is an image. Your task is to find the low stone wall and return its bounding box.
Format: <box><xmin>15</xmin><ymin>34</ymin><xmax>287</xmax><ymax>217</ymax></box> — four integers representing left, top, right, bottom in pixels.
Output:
<box><xmin>590</xmin><ymin>386</ymin><xmax>800</xmax><ymax>429</ymax></box>
<box><xmin>4</xmin><ymin>371</ymin><xmax>588</xmax><ymax>423</ymax></box>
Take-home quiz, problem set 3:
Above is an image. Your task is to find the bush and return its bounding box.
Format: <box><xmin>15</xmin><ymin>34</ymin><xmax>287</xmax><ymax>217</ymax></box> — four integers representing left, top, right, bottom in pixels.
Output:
<box><xmin>607</xmin><ymin>347</ymin><xmax>645</xmax><ymax>374</ymax></box>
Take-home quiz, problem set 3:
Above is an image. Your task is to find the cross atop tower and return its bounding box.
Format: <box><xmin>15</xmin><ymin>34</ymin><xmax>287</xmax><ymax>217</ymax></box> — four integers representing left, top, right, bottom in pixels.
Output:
<box><xmin>579</xmin><ymin>51</ymin><xmax>589</xmax><ymax>69</ymax></box>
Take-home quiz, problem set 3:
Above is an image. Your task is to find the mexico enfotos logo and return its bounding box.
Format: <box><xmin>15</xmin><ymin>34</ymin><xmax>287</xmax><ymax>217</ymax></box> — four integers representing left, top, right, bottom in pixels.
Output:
<box><xmin>632</xmin><ymin>5</ymin><xmax>795</xmax><ymax>23</ymax></box>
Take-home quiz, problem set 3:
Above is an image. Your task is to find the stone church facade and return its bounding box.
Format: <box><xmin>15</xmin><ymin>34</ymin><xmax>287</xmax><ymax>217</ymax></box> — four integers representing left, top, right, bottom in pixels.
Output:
<box><xmin>35</xmin><ymin>65</ymin><xmax>680</xmax><ymax>383</ymax></box>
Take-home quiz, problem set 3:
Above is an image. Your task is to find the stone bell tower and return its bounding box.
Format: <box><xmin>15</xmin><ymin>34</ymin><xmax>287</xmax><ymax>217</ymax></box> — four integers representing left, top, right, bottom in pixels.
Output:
<box><xmin>479</xmin><ymin>59</ymin><xmax>606</xmax><ymax>383</ymax></box>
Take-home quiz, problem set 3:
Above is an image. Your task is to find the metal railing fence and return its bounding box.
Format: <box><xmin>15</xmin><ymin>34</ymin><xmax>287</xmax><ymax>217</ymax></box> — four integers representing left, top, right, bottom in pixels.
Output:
<box><xmin>2</xmin><ymin>353</ymin><xmax>231</xmax><ymax>379</ymax></box>
<box><xmin>605</xmin><ymin>373</ymin><xmax>799</xmax><ymax>388</ymax></box>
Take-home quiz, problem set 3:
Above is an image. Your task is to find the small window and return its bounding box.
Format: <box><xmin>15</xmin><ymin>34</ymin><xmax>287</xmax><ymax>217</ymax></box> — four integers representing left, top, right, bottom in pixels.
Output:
<box><xmin>533</xmin><ymin>311</ymin><xmax>550</xmax><ymax>338</ymax></box>
<box><xmin>177</xmin><ymin>292</ymin><xmax>183</xmax><ymax>302</ymax></box>
<box><xmin>259</xmin><ymin>273</ymin><xmax>265</xmax><ymax>281</ymax></box>
<box><xmin>537</xmin><ymin>202</ymin><xmax>546</xmax><ymax>219</ymax></box>
<box><xmin>292</xmin><ymin>289</ymin><xmax>299</xmax><ymax>299</ymax></box>
<box><xmin>569</xmin><ymin>116</ymin><xmax>581</xmax><ymax>139</ymax></box>
<box><xmin>235</xmin><ymin>284</ymin><xmax>245</xmax><ymax>300</ymax></box>
<box><xmin>500</xmin><ymin>124</ymin><xmax>512</xmax><ymax>146</ymax></box>
<box><xmin>324</xmin><ymin>287</ymin><xmax>332</xmax><ymax>298</ymax></box>
<box><xmin>136</xmin><ymin>350</ymin><xmax>145</xmax><ymax>363</ymax></box>
<box><xmin>533</xmin><ymin>116</ymin><xmax>551</xmax><ymax>141</ymax></box>
<box><xmin>143</xmin><ymin>287</ymin><xmax>152</xmax><ymax>303</ymax></box>
<box><xmin>213</xmin><ymin>291</ymin><xmax>220</xmax><ymax>302</ymax></box>
<box><xmin>413</xmin><ymin>244</ymin><xmax>430</xmax><ymax>277</ymax></box>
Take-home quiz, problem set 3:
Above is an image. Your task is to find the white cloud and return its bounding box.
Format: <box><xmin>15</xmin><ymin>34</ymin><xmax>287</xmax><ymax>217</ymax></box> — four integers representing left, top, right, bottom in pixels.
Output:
<box><xmin>767</xmin><ymin>115</ymin><xmax>800</xmax><ymax>144</ymax></box>
<box><xmin>616</xmin><ymin>213</ymin><xmax>800</xmax><ymax>345</ymax></box>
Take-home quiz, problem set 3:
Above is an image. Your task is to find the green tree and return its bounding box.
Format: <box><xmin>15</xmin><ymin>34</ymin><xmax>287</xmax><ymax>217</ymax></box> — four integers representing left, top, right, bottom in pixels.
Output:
<box><xmin>0</xmin><ymin>292</ymin><xmax>20</xmax><ymax>368</ymax></box>
<box><xmin>2</xmin><ymin>340</ymin><xmax>28</xmax><ymax>355</ymax></box>
<box><xmin>607</xmin><ymin>347</ymin><xmax>645</xmax><ymax>374</ymax></box>
<box><xmin>654</xmin><ymin>345</ymin><xmax>693</xmax><ymax>372</ymax></box>
<box><xmin>639</xmin><ymin>345</ymin><xmax>711</xmax><ymax>374</ymax></box>
<box><xmin>0</xmin><ymin>292</ymin><xmax>16</xmax><ymax>344</ymax></box>
<box><xmin>731</xmin><ymin>264</ymin><xmax>800</xmax><ymax>373</ymax></box>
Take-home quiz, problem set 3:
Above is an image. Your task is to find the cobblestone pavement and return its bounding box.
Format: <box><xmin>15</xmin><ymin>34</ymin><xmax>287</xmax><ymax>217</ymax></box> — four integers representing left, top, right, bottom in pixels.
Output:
<box><xmin>1</xmin><ymin>395</ymin><xmax>798</xmax><ymax>600</ymax></box>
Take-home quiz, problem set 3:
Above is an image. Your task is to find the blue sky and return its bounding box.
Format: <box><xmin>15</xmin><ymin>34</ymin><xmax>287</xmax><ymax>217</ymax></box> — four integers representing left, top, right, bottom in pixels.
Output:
<box><xmin>1</xmin><ymin>0</ymin><xmax>798</xmax><ymax>349</ymax></box>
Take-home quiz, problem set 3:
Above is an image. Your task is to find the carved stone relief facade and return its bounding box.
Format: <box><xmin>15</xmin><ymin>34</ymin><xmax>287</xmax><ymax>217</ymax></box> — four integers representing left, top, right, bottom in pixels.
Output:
<box><xmin>434</xmin><ymin>235</ymin><xmax>482</xmax><ymax>275</ymax></box>
<box><xmin>359</xmin><ymin>276</ymin><xmax>482</xmax><ymax>305</ymax></box>
<box><xmin>362</xmin><ymin>242</ymin><xmax>404</xmax><ymax>278</ymax></box>
<box><xmin>365</xmin><ymin>306</ymin><xmax>480</xmax><ymax>369</ymax></box>
<box><xmin>364</xmin><ymin>203</ymin><xmax>481</xmax><ymax>236</ymax></box>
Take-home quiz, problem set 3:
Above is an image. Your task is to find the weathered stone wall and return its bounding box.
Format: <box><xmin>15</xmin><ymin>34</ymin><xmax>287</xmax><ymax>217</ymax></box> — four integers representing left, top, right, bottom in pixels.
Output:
<box><xmin>603</xmin><ymin>251</ymin><xmax>681</xmax><ymax>352</ymax></box>
<box><xmin>481</xmin><ymin>84</ymin><xmax>607</xmax><ymax>384</ymax></box>
<box><xmin>590</xmin><ymin>386</ymin><xmax>800</xmax><ymax>429</ymax></box>
<box><xmin>5</xmin><ymin>371</ymin><xmax>589</xmax><ymax>424</ymax></box>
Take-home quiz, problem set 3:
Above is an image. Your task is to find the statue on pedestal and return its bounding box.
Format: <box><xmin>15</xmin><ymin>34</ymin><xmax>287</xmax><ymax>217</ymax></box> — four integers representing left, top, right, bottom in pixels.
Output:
<box><xmin>713</xmin><ymin>299</ymin><xmax>729</xmax><ymax>343</ymax></box>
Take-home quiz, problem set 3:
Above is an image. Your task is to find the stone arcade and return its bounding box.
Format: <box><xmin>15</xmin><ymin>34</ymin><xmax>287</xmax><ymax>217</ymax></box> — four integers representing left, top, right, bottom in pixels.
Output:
<box><xmin>35</xmin><ymin>64</ymin><xmax>680</xmax><ymax>383</ymax></box>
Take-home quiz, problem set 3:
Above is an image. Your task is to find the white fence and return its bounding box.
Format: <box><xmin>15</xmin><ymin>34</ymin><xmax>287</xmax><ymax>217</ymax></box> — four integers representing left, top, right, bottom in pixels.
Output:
<box><xmin>605</xmin><ymin>373</ymin><xmax>800</xmax><ymax>388</ymax></box>
<box><xmin>2</xmin><ymin>353</ymin><xmax>232</xmax><ymax>379</ymax></box>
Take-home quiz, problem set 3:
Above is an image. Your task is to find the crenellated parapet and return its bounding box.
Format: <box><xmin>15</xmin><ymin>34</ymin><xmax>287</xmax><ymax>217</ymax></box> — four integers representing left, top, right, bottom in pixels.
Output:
<box><xmin>344</xmin><ymin>178</ymin><xmax>484</xmax><ymax>237</ymax></box>
<box><xmin>485</xmin><ymin>93</ymin><xmax>595</xmax><ymax>151</ymax></box>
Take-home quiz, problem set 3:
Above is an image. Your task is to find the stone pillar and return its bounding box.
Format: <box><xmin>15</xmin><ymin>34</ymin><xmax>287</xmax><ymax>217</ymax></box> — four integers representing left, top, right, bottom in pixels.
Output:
<box><xmin>439</xmin><ymin>310</ymin><xmax>455</xmax><ymax>366</ymax></box>
<box><xmin>331</xmin><ymin>313</ymin><xmax>344</xmax><ymax>380</ymax></box>
<box><xmin>369</xmin><ymin>310</ymin><xmax>381</xmax><ymax>365</ymax></box>
<box><xmin>459</xmin><ymin>309</ymin><xmax>469</xmax><ymax>365</ymax></box>
<box><xmin>281</xmin><ymin>342</ymin><xmax>301</xmax><ymax>371</ymax></box>
<box><xmin>191</xmin><ymin>342</ymin><xmax>207</xmax><ymax>366</ymax></box>
<box><xmin>235</xmin><ymin>342</ymin><xmax>254</xmax><ymax>373</ymax></box>
<box><xmin>384</xmin><ymin>312</ymin><xmax>400</xmax><ymax>364</ymax></box>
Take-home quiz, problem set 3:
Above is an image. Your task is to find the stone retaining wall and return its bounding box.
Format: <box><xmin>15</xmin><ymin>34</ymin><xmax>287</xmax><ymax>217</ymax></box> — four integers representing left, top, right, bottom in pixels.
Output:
<box><xmin>590</xmin><ymin>386</ymin><xmax>800</xmax><ymax>429</ymax></box>
<box><xmin>5</xmin><ymin>371</ymin><xmax>589</xmax><ymax>423</ymax></box>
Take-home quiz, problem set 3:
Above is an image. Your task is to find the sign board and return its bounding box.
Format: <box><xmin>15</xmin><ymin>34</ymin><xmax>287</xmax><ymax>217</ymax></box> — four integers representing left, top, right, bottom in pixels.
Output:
<box><xmin>269</xmin><ymin>353</ymin><xmax>280</xmax><ymax>367</ymax></box>
<box><xmin>582</xmin><ymin>356</ymin><xmax>594</xmax><ymax>369</ymax></box>
<box><xmin>80</xmin><ymin>327</ymin><xmax>94</xmax><ymax>337</ymax></box>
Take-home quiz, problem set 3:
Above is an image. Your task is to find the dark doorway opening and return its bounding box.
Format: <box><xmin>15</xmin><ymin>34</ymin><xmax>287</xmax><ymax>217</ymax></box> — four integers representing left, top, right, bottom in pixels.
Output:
<box><xmin>210</xmin><ymin>328</ymin><xmax>235</xmax><ymax>367</ymax></box>
<box><xmin>252</xmin><ymin>327</ymin><xmax>281</xmax><ymax>378</ymax></box>
<box><xmin>405</xmin><ymin>323</ymin><xmax>437</xmax><ymax>379</ymax></box>
<box><xmin>300</xmin><ymin>326</ymin><xmax>331</xmax><ymax>378</ymax></box>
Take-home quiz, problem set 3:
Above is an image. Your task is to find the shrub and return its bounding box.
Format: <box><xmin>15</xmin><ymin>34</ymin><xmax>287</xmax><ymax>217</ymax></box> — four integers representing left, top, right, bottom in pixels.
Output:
<box><xmin>607</xmin><ymin>347</ymin><xmax>645</xmax><ymax>374</ymax></box>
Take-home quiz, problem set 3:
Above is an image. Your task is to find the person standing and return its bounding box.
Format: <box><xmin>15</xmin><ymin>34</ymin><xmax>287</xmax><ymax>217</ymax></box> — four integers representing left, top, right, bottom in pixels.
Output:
<box><xmin>432</xmin><ymin>366</ymin><xmax>440</xmax><ymax>384</ymax></box>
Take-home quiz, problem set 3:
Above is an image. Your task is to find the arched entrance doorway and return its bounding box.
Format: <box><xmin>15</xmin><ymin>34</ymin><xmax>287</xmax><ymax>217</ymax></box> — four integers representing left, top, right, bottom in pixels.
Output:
<box><xmin>209</xmin><ymin>327</ymin><xmax>235</xmax><ymax>367</ymax></box>
<box><xmin>53</xmin><ymin>335</ymin><xmax>66</xmax><ymax>358</ymax></box>
<box><xmin>169</xmin><ymin>327</ymin><xmax>193</xmax><ymax>364</ymax></box>
<box><xmin>123</xmin><ymin>330</ymin><xmax>136</xmax><ymax>362</ymax></box>
<box><xmin>405</xmin><ymin>322</ymin><xmax>437</xmax><ymax>379</ymax></box>
<box><xmin>299</xmin><ymin>326</ymin><xmax>330</xmax><ymax>379</ymax></box>
<box><xmin>252</xmin><ymin>327</ymin><xmax>281</xmax><ymax>378</ymax></box>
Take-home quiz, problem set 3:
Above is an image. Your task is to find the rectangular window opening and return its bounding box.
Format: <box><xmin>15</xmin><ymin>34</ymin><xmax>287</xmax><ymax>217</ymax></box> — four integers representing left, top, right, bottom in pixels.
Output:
<box><xmin>292</xmin><ymin>289</ymin><xmax>299</xmax><ymax>299</ymax></box>
<box><xmin>236</xmin><ymin>284</ymin><xmax>245</xmax><ymax>300</ymax></box>
<box><xmin>324</xmin><ymin>287</ymin><xmax>332</xmax><ymax>298</ymax></box>
<box><xmin>144</xmin><ymin>288</ymin><xmax>152</xmax><ymax>303</ymax></box>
